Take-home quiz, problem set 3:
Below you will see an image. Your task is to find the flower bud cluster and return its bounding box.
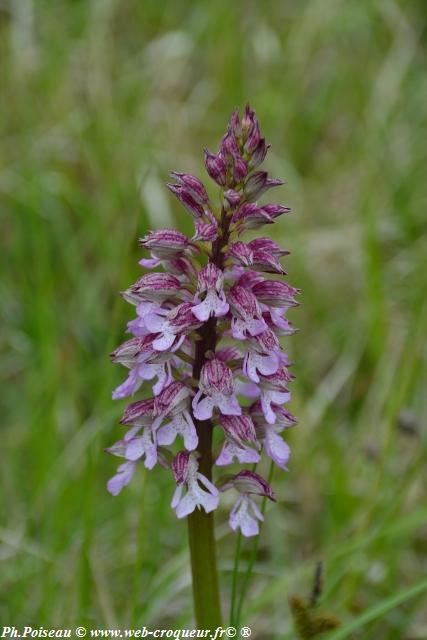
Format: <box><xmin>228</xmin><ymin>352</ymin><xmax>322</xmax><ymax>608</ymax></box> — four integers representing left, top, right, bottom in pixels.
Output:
<box><xmin>107</xmin><ymin>105</ymin><xmax>298</xmax><ymax>536</ymax></box>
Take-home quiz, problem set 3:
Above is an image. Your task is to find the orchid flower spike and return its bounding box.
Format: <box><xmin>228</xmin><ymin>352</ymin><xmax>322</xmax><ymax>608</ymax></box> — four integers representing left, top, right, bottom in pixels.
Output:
<box><xmin>107</xmin><ymin>105</ymin><xmax>298</xmax><ymax>536</ymax></box>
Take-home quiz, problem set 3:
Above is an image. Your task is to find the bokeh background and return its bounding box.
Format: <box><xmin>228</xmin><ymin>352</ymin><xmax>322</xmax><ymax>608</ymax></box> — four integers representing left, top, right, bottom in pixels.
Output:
<box><xmin>1</xmin><ymin>1</ymin><xmax>427</xmax><ymax>637</ymax></box>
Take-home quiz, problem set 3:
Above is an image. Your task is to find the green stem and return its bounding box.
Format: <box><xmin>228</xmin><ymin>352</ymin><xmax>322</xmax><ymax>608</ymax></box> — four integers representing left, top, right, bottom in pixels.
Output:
<box><xmin>187</xmin><ymin>507</ymin><xmax>222</xmax><ymax>628</ymax></box>
<box><xmin>186</xmin><ymin>205</ymin><xmax>234</xmax><ymax>627</ymax></box>
<box><xmin>187</xmin><ymin>361</ymin><xmax>222</xmax><ymax>626</ymax></box>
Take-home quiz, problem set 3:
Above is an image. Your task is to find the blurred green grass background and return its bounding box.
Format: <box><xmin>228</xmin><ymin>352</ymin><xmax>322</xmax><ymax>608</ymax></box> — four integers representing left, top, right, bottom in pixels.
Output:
<box><xmin>1</xmin><ymin>0</ymin><xmax>427</xmax><ymax>637</ymax></box>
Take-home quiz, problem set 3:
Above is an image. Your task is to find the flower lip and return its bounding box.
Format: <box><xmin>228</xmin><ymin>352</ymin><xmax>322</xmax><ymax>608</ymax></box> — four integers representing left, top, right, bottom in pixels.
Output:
<box><xmin>229</xmin><ymin>492</ymin><xmax>264</xmax><ymax>537</ymax></box>
<box><xmin>192</xmin><ymin>359</ymin><xmax>241</xmax><ymax>420</ymax></box>
<box><xmin>171</xmin><ymin>452</ymin><xmax>220</xmax><ymax>517</ymax></box>
<box><xmin>192</xmin><ymin>263</ymin><xmax>229</xmax><ymax>321</ymax></box>
<box><xmin>215</xmin><ymin>416</ymin><xmax>261</xmax><ymax>466</ymax></box>
<box><xmin>228</xmin><ymin>284</ymin><xmax>268</xmax><ymax>339</ymax></box>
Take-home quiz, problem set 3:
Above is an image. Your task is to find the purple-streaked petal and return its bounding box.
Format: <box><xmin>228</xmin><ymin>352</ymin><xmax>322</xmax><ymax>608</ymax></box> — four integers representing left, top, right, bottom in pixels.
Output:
<box><xmin>123</xmin><ymin>273</ymin><xmax>182</xmax><ymax>305</ymax></box>
<box><xmin>139</xmin><ymin>229</ymin><xmax>191</xmax><ymax>257</ymax></box>
<box><xmin>170</xmin><ymin>172</ymin><xmax>209</xmax><ymax>205</ymax></box>
<box><xmin>167</xmin><ymin>183</ymin><xmax>205</xmax><ymax>218</ymax></box>
<box><xmin>120</xmin><ymin>398</ymin><xmax>155</xmax><ymax>425</ymax></box>
<box><xmin>230</xmin><ymin>470</ymin><xmax>276</xmax><ymax>500</ymax></box>
<box><xmin>193</xmin><ymin>220</ymin><xmax>218</xmax><ymax>242</ymax></box>
<box><xmin>200</xmin><ymin>359</ymin><xmax>235</xmax><ymax>395</ymax></box>
<box><xmin>253</xmin><ymin>280</ymin><xmax>299</xmax><ymax>307</ymax></box>
<box><xmin>204</xmin><ymin>149</ymin><xmax>227</xmax><ymax>186</ymax></box>
<box><xmin>172</xmin><ymin>450</ymin><xmax>191</xmax><ymax>484</ymax></box>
